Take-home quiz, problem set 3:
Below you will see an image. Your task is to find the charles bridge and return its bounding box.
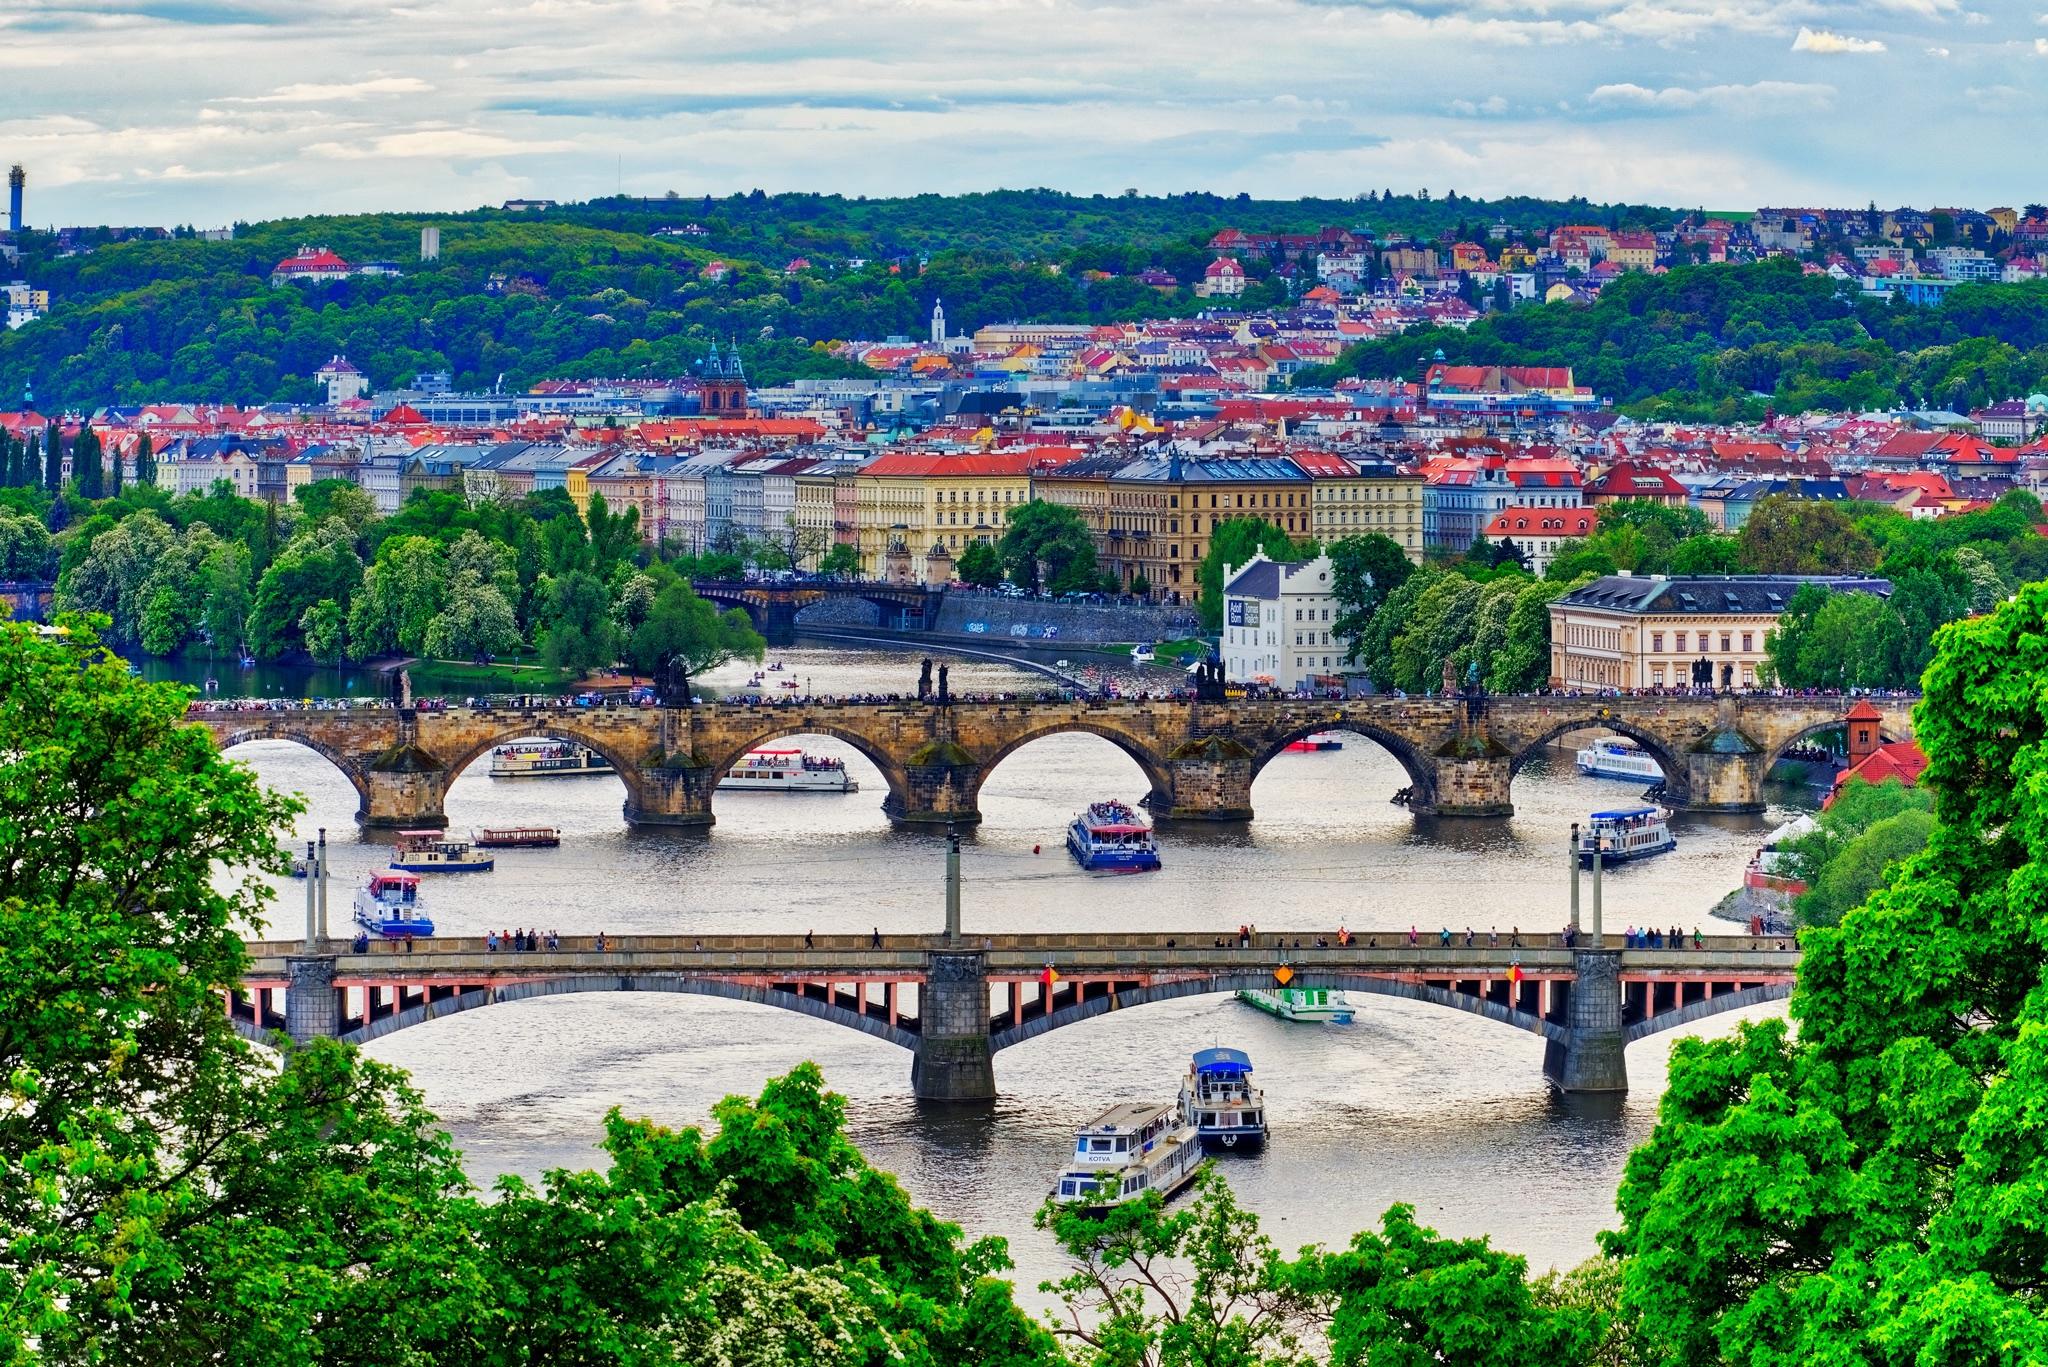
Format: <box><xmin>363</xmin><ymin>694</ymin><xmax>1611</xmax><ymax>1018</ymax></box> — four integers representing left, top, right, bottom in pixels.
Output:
<box><xmin>190</xmin><ymin>692</ymin><xmax>1915</xmax><ymax>829</ymax></box>
<box><xmin>234</xmin><ymin>928</ymin><xmax>1802</xmax><ymax>1099</ymax></box>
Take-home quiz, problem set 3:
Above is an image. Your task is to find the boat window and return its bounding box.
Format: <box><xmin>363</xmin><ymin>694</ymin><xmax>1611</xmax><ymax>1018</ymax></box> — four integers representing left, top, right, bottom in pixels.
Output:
<box><xmin>1060</xmin><ymin>1180</ymin><xmax>1076</xmax><ymax>1196</ymax></box>
<box><xmin>1089</xmin><ymin>1138</ymin><xmax>1110</xmax><ymax>1152</ymax></box>
<box><xmin>1115</xmin><ymin>1137</ymin><xmax>1129</xmax><ymax>1151</ymax></box>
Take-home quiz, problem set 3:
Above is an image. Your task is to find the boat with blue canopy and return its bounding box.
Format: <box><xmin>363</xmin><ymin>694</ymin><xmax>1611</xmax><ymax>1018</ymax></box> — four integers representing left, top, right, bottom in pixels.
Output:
<box><xmin>1578</xmin><ymin>806</ymin><xmax>1676</xmax><ymax>865</ymax></box>
<box><xmin>1178</xmin><ymin>1048</ymin><xmax>1267</xmax><ymax>1151</ymax></box>
<box><xmin>352</xmin><ymin>870</ymin><xmax>435</xmax><ymax>939</ymax></box>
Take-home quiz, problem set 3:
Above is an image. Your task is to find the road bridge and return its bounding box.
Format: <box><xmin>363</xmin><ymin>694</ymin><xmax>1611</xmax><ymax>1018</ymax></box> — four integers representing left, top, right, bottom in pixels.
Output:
<box><xmin>690</xmin><ymin>580</ymin><xmax>943</xmax><ymax>647</ymax></box>
<box><xmin>193</xmin><ymin>693</ymin><xmax>1913</xmax><ymax>829</ymax></box>
<box><xmin>233</xmin><ymin>929</ymin><xmax>1799</xmax><ymax>1099</ymax></box>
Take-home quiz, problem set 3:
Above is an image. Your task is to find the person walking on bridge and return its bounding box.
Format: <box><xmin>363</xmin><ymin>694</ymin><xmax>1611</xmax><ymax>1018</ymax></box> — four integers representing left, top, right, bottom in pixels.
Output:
<box><xmin>805</xmin><ymin>929</ymin><xmax>815</xmax><ymax>949</ymax></box>
<box><xmin>871</xmin><ymin>926</ymin><xmax>883</xmax><ymax>949</ymax></box>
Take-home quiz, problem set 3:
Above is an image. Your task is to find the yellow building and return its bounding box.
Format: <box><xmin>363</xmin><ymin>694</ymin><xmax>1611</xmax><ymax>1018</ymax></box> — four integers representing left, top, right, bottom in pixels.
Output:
<box><xmin>1298</xmin><ymin>456</ymin><xmax>1425</xmax><ymax>561</ymax></box>
<box><xmin>1547</xmin><ymin>573</ymin><xmax>1892</xmax><ymax>690</ymax></box>
<box><xmin>851</xmin><ymin>451</ymin><xmax>1049</xmax><ymax>575</ymax></box>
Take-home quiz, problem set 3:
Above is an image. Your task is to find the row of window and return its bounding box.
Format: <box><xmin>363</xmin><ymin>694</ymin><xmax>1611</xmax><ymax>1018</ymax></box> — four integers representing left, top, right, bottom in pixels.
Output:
<box><xmin>1649</xmin><ymin>631</ymin><xmax>1753</xmax><ymax>655</ymax></box>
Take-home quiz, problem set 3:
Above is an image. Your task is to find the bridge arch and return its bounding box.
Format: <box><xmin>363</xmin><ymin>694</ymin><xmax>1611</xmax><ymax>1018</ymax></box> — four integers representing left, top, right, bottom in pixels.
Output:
<box><xmin>990</xmin><ymin>971</ymin><xmax>1567</xmax><ymax>1052</ymax></box>
<box><xmin>1623</xmin><ymin>980</ymin><xmax>1792</xmax><ymax>1043</ymax></box>
<box><xmin>1247</xmin><ymin>720</ymin><xmax>1438</xmax><ymax>810</ymax></box>
<box><xmin>1758</xmin><ymin>717</ymin><xmax>1905</xmax><ymax>777</ymax></box>
<box><xmin>703</xmin><ymin>721</ymin><xmax>913</xmax><ymax>813</ymax></box>
<box><xmin>437</xmin><ymin>721</ymin><xmax>644</xmax><ymax>796</ymax></box>
<box><xmin>1505</xmin><ymin>715</ymin><xmax>1687</xmax><ymax>796</ymax></box>
<box><xmin>968</xmin><ymin>719</ymin><xmax>1175</xmax><ymax>809</ymax></box>
<box><xmin>337</xmin><ymin>974</ymin><xmax>921</xmax><ymax>1050</ymax></box>
<box><xmin>215</xmin><ymin>728</ymin><xmax>372</xmax><ymax>806</ymax></box>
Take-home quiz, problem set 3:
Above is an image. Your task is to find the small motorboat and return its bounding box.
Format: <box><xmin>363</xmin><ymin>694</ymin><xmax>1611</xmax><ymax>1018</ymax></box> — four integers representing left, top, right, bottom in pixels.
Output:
<box><xmin>767</xmin><ymin>661</ymin><xmax>786</xmax><ymax>672</ymax></box>
<box><xmin>354</xmin><ymin>870</ymin><xmax>434</xmax><ymax>939</ymax></box>
<box><xmin>390</xmin><ymin>830</ymin><xmax>494</xmax><ymax>873</ymax></box>
<box><xmin>779</xmin><ymin>679</ymin><xmax>800</xmax><ymax>689</ymax></box>
<box><xmin>1285</xmin><ymin>733</ymin><xmax>1344</xmax><ymax>752</ymax></box>
<box><xmin>1131</xmin><ymin>643</ymin><xmax>1156</xmax><ymax>665</ymax></box>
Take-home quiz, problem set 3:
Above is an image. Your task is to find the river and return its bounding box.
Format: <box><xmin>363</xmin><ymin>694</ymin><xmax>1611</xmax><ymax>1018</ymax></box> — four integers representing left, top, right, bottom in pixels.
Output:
<box><xmin>215</xmin><ymin>641</ymin><xmax>1816</xmax><ymax>1303</ymax></box>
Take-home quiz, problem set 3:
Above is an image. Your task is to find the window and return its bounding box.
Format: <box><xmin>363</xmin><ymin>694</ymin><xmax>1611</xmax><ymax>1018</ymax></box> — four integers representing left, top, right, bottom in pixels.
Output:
<box><xmin>1741</xmin><ymin>633</ymin><xmax>1753</xmax><ymax>653</ymax></box>
<box><xmin>1652</xmin><ymin>632</ymin><xmax>1664</xmax><ymax>653</ymax></box>
<box><xmin>1676</xmin><ymin>632</ymin><xmax>1687</xmax><ymax>653</ymax></box>
<box><xmin>1720</xmin><ymin>634</ymin><xmax>1732</xmax><ymax>653</ymax></box>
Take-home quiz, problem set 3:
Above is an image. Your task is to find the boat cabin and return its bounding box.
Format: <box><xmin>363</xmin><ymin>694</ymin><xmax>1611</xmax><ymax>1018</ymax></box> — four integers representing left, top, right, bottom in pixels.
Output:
<box><xmin>364</xmin><ymin>871</ymin><xmax>420</xmax><ymax>907</ymax></box>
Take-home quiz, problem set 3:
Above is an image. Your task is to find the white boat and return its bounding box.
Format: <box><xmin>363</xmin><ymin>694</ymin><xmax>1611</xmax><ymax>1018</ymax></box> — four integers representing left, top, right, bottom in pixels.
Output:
<box><xmin>1285</xmin><ymin>733</ymin><xmax>1344</xmax><ymax>752</ymax></box>
<box><xmin>353</xmin><ymin>870</ymin><xmax>434</xmax><ymax>939</ymax></box>
<box><xmin>390</xmin><ymin>830</ymin><xmax>494</xmax><ymax>873</ymax></box>
<box><xmin>489</xmin><ymin>740</ymin><xmax>615</xmax><ymax>778</ymax></box>
<box><xmin>1579</xmin><ymin>806</ymin><xmax>1677</xmax><ymax>865</ymax></box>
<box><xmin>1130</xmin><ymin>644</ymin><xmax>1156</xmax><ymax>665</ymax></box>
<box><xmin>1236</xmin><ymin>987</ymin><xmax>1354</xmax><ymax>1024</ymax></box>
<box><xmin>721</xmin><ymin>747</ymin><xmax>859</xmax><ymax>793</ymax></box>
<box><xmin>1179</xmin><ymin>1049</ymin><xmax>1267</xmax><ymax>1152</ymax></box>
<box><xmin>1049</xmin><ymin>1102</ymin><xmax>1204</xmax><ymax>1213</ymax></box>
<box><xmin>1575</xmin><ymin>735</ymin><xmax>1664</xmax><ymax>782</ymax></box>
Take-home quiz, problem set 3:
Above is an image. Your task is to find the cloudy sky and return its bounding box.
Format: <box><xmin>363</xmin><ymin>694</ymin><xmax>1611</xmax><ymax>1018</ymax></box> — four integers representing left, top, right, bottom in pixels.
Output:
<box><xmin>2</xmin><ymin>0</ymin><xmax>2044</xmax><ymax>226</ymax></box>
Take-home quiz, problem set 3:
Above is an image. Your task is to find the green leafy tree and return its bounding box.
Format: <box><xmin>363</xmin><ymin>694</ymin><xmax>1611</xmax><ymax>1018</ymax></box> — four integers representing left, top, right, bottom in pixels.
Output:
<box><xmin>70</xmin><ymin>424</ymin><xmax>102</xmax><ymax>500</ymax></box>
<box><xmin>957</xmin><ymin>539</ymin><xmax>1004</xmax><ymax>587</ymax></box>
<box><xmin>818</xmin><ymin>542</ymin><xmax>861</xmax><ymax>579</ymax></box>
<box><xmin>0</xmin><ymin>508</ymin><xmax>53</xmax><ymax>579</ymax></box>
<box><xmin>1326</xmin><ymin>533</ymin><xmax>1413</xmax><ymax>658</ymax></box>
<box><xmin>1489</xmin><ymin>574</ymin><xmax>1588</xmax><ymax>693</ymax></box>
<box><xmin>347</xmin><ymin>535</ymin><xmax>449</xmax><ymax>659</ymax></box>
<box><xmin>622</xmin><ymin>581</ymin><xmax>765</xmax><ymax>677</ymax></box>
<box><xmin>541</xmin><ymin>569</ymin><xmax>621</xmax><ymax>677</ymax></box>
<box><xmin>245</xmin><ymin>519</ymin><xmax>365</xmax><ymax>660</ymax></box>
<box><xmin>40</xmin><ymin>435</ymin><xmax>60</xmax><ymax>494</ymax></box>
<box><xmin>198</xmin><ymin>540</ymin><xmax>252</xmax><ymax>652</ymax></box>
<box><xmin>133</xmin><ymin>431</ymin><xmax>155</xmax><ymax>488</ymax></box>
<box><xmin>293</xmin><ymin>477</ymin><xmax>378</xmax><ymax>532</ymax></box>
<box><xmin>1666</xmin><ymin>534</ymin><xmax>1742</xmax><ymax>575</ymax></box>
<box><xmin>54</xmin><ymin>509</ymin><xmax>178</xmax><ymax>642</ymax></box>
<box><xmin>1736</xmin><ymin>495</ymin><xmax>1877</xmax><ymax>574</ymax></box>
<box><xmin>299</xmin><ymin>597</ymin><xmax>346</xmax><ymax>664</ymax></box>
<box><xmin>1001</xmin><ymin>499</ymin><xmax>1100</xmax><ymax>594</ymax></box>
<box><xmin>1607</xmin><ymin>582</ymin><xmax>2048</xmax><ymax>1364</ymax></box>
<box><xmin>422</xmin><ymin>571</ymin><xmax>521</xmax><ymax>662</ymax></box>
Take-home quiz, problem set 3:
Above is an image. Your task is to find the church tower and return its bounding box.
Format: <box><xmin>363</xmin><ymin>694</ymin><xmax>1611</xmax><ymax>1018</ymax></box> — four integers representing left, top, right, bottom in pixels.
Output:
<box><xmin>930</xmin><ymin>299</ymin><xmax>946</xmax><ymax>347</ymax></box>
<box><xmin>700</xmin><ymin>338</ymin><xmax>749</xmax><ymax>416</ymax></box>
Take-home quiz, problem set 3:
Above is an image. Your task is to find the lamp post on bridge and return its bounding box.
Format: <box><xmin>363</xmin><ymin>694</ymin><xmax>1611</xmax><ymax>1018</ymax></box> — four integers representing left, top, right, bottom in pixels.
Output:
<box><xmin>944</xmin><ymin>823</ymin><xmax>962</xmax><ymax>943</ymax></box>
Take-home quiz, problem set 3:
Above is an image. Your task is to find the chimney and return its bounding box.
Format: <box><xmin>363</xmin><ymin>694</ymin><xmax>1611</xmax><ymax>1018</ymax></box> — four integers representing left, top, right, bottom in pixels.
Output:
<box><xmin>7</xmin><ymin>165</ymin><xmax>22</xmax><ymax>235</ymax></box>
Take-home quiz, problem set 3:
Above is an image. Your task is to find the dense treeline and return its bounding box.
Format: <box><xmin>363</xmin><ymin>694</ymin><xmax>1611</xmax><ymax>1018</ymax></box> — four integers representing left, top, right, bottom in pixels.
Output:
<box><xmin>2</xmin><ymin>189</ymin><xmax>1673</xmax><ymax>409</ymax></box>
<box><xmin>15</xmin><ymin>472</ymin><xmax>766</xmax><ymax>679</ymax></box>
<box><xmin>1301</xmin><ymin>257</ymin><xmax>2048</xmax><ymax>419</ymax></box>
<box><xmin>14</xmin><ymin>584</ymin><xmax>2048</xmax><ymax>1361</ymax></box>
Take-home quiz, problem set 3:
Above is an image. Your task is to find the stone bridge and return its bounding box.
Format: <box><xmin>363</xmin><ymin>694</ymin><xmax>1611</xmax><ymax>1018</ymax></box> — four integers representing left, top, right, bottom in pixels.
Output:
<box><xmin>192</xmin><ymin>693</ymin><xmax>1914</xmax><ymax>829</ymax></box>
<box><xmin>235</xmin><ymin>931</ymin><xmax>1800</xmax><ymax>1099</ymax></box>
<box><xmin>691</xmin><ymin>579</ymin><xmax>944</xmax><ymax>646</ymax></box>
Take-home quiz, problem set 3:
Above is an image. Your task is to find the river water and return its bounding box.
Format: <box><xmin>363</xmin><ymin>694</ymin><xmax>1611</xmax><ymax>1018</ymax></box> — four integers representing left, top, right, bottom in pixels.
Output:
<box><xmin>219</xmin><ymin>642</ymin><xmax>1815</xmax><ymax>1301</ymax></box>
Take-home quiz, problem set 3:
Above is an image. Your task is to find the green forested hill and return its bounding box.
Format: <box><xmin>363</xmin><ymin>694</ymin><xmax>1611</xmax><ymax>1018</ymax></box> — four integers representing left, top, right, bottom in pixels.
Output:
<box><xmin>0</xmin><ymin>189</ymin><xmax>1673</xmax><ymax>409</ymax></box>
<box><xmin>1300</xmin><ymin>258</ymin><xmax>2048</xmax><ymax>420</ymax></box>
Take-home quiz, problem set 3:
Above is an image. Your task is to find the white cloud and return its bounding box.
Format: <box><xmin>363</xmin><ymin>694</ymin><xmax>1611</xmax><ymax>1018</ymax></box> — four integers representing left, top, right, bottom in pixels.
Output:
<box><xmin>1792</xmin><ymin>27</ymin><xmax>1887</xmax><ymax>54</ymax></box>
<box><xmin>1587</xmin><ymin>80</ymin><xmax>1834</xmax><ymax>111</ymax></box>
<box><xmin>218</xmin><ymin>77</ymin><xmax>433</xmax><ymax>105</ymax></box>
<box><xmin>1926</xmin><ymin>45</ymin><xmax>1950</xmax><ymax>56</ymax></box>
<box><xmin>306</xmin><ymin>127</ymin><xmax>572</xmax><ymax>160</ymax></box>
<box><xmin>1447</xmin><ymin>95</ymin><xmax>1510</xmax><ymax>116</ymax></box>
<box><xmin>2037</xmin><ymin>36</ymin><xmax>2048</xmax><ymax>53</ymax></box>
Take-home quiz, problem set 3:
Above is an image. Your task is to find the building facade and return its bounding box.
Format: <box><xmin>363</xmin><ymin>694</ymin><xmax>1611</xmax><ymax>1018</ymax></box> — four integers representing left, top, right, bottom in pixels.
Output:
<box><xmin>1220</xmin><ymin>552</ymin><xmax>1346</xmax><ymax>691</ymax></box>
<box><xmin>1547</xmin><ymin>573</ymin><xmax>1892</xmax><ymax>691</ymax></box>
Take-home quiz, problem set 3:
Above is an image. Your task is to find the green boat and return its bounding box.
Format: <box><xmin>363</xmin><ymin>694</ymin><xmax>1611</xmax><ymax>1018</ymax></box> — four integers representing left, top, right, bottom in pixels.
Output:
<box><xmin>1236</xmin><ymin>987</ymin><xmax>1354</xmax><ymax>1023</ymax></box>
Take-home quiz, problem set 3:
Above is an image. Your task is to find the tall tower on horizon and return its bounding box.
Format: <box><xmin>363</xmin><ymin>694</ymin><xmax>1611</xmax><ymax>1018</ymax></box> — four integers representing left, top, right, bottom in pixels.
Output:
<box><xmin>8</xmin><ymin>166</ymin><xmax>23</xmax><ymax>235</ymax></box>
<box><xmin>930</xmin><ymin>298</ymin><xmax>945</xmax><ymax>347</ymax></box>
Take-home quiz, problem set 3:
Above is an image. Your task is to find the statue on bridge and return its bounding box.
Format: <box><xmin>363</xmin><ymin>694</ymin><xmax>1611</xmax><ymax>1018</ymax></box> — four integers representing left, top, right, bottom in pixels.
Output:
<box><xmin>918</xmin><ymin>657</ymin><xmax>933</xmax><ymax>702</ymax></box>
<box><xmin>1461</xmin><ymin>659</ymin><xmax>1486</xmax><ymax>724</ymax></box>
<box><xmin>1691</xmin><ymin>655</ymin><xmax>1714</xmax><ymax>690</ymax></box>
<box><xmin>936</xmin><ymin>663</ymin><xmax>951</xmax><ymax>706</ymax></box>
<box><xmin>654</xmin><ymin>652</ymin><xmax>693</xmax><ymax>707</ymax></box>
<box><xmin>388</xmin><ymin>667</ymin><xmax>413</xmax><ymax>711</ymax></box>
<box><xmin>1441</xmin><ymin>657</ymin><xmax>1458</xmax><ymax>699</ymax></box>
<box><xmin>1193</xmin><ymin>656</ymin><xmax>1227</xmax><ymax>703</ymax></box>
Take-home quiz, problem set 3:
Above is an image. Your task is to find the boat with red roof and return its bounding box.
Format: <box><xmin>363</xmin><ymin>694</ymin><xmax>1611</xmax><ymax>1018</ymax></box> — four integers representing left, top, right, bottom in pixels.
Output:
<box><xmin>1066</xmin><ymin>799</ymin><xmax>1162</xmax><ymax>872</ymax></box>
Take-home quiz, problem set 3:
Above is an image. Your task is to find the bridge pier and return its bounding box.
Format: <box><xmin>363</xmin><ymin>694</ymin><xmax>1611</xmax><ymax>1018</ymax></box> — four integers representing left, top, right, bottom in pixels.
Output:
<box><xmin>1155</xmin><ymin>737</ymin><xmax>1255</xmax><ymax>821</ymax></box>
<box><xmin>359</xmin><ymin>768</ymin><xmax>449</xmax><ymax>830</ymax></box>
<box><xmin>284</xmin><ymin>955</ymin><xmax>342</xmax><ymax>1044</ymax></box>
<box><xmin>624</xmin><ymin>765</ymin><xmax>717</xmax><ymax>828</ymax></box>
<box><xmin>1543</xmin><ymin>948</ymin><xmax>1626</xmax><ymax>1092</ymax></box>
<box><xmin>1423</xmin><ymin>750</ymin><xmax>1512</xmax><ymax>818</ymax></box>
<box><xmin>757</xmin><ymin>599</ymin><xmax>799</xmax><ymax>649</ymax></box>
<box><xmin>910</xmin><ymin>951</ymin><xmax>996</xmax><ymax>1101</ymax></box>
<box><xmin>890</xmin><ymin>743</ymin><xmax>982</xmax><ymax>828</ymax></box>
<box><xmin>1682</xmin><ymin>729</ymin><xmax>1767</xmax><ymax>813</ymax></box>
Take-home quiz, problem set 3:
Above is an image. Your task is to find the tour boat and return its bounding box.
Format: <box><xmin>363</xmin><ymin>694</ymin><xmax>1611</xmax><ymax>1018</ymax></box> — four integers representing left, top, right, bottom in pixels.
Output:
<box><xmin>1578</xmin><ymin>806</ymin><xmax>1678</xmax><ymax>865</ymax></box>
<box><xmin>1235</xmin><ymin>987</ymin><xmax>1354</xmax><ymax>1024</ymax></box>
<box><xmin>721</xmin><ymin>747</ymin><xmax>860</xmax><ymax>793</ymax></box>
<box><xmin>1049</xmin><ymin>1102</ymin><xmax>1204</xmax><ymax>1213</ymax></box>
<box><xmin>1285</xmin><ymin>733</ymin><xmax>1345</xmax><ymax>752</ymax></box>
<box><xmin>488</xmin><ymin>740</ymin><xmax>615</xmax><ymax>778</ymax></box>
<box><xmin>1575</xmin><ymin>736</ymin><xmax>1664</xmax><ymax>782</ymax></box>
<box><xmin>1178</xmin><ymin>1048</ymin><xmax>1267</xmax><ymax>1152</ymax></box>
<box><xmin>1066</xmin><ymin>800</ymin><xmax>1162</xmax><ymax>872</ymax></box>
<box><xmin>390</xmin><ymin>830</ymin><xmax>495</xmax><ymax>873</ymax></box>
<box><xmin>353</xmin><ymin>870</ymin><xmax>434</xmax><ymax>939</ymax></box>
<box><xmin>473</xmin><ymin>826</ymin><xmax>561</xmax><ymax>848</ymax></box>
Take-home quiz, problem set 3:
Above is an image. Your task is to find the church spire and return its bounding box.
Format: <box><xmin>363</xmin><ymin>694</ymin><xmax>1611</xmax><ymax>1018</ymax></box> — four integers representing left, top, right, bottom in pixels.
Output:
<box><xmin>930</xmin><ymin>298</ymin><xmax>946</xmax><ymax>347</ymax></box>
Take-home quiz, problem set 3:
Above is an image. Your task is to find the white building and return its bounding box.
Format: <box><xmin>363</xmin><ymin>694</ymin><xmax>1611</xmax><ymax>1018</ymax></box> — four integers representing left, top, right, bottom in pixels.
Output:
<box><xmin>1220</xmin><ymin>552</ymin><xmax>1347</xmax><ymax>692</ymax></box>
<box><xmin>315</xmin><ymin>354</ymin><xmax>368</xmax><ymax>405</ymax></box>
